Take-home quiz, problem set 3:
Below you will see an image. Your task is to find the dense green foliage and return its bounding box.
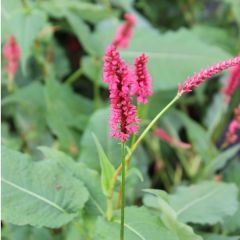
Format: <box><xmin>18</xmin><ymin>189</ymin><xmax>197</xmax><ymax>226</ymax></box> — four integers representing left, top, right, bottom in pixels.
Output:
<box><xmin>1</xmin><ymin>0</ymin><xmax>240</xmax><ymax>239</ymax></box>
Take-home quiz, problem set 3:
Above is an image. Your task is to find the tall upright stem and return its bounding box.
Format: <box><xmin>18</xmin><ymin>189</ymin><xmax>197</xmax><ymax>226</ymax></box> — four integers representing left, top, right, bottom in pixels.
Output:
<box><xmin>120</xmin><ymin>142</ymin><xmax>126</xmax><ymax>240</ymax></box>
<box><xmin>111</xmin><ymin>93</ymin><xmax>181</xmax><ymax>187</ymax></box>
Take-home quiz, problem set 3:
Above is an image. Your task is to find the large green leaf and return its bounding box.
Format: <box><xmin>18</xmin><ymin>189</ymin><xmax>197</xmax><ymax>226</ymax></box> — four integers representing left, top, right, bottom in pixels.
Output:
<box><xmin>94</xmin><ymin>207</ymin><xmax>180</xmax><ymax>240</ymax></box>
<box><xmin>143</xmin><ymin>190</ymin><xmax>202</xmax><ymax>240</ymax></box>
<box><xmin>39</xmin><ymin>147</ymin><xmax>106</xmax><ymax>216</ymax></box>
<box><xmin>44</xmin><ymin>73</ymin><xmax>93</xmax><ymax>150</ymax></box>
<box><xmin>1</xmin><ymin>146</ymin><xmax>89</xmax><ymax>228</ymax></box>
<box><xmin>170</xmin><ymin>181</ymin><xmax>238</xmax><ymax>225</ymax></box>
<box><xmin>94</xmin><ymin>24</ymin><xmax>231</xmax><ymax>90</ymax></box>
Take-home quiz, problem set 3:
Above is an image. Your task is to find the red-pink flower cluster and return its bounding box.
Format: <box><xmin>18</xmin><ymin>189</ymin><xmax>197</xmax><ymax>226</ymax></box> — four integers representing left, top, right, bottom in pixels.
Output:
<box><xmin>225</xmin><ymin>106</ymin><xmax>240</xmax><ymax>145</ymax></box>
<box><xmin>103</xmin><ymin>45</ymin><xmax>139</xmax><ymax>142</ymax></box>
<box><xmin>178</xmin><ymin>56</ymin><xmax>240</xmax><ymax>95</ymax></box>
<box><xmin>3</xmin><ymin>36</ymin><xmax>21</xmax><ymax>81</ymax></box>
<box><xmin>112</xmin><ymin>13</ymin><xmax>136</xmax><ymax>49</ymax></box>
<box><xmin>154</xmin><ymin>128</ymin><xmax>191</xmax><ymax>149</ymax></box>
<box><xmin>132</xmin><ymin>54</ymin><xmax>152</xmax><ymax>104</ymax></box>
<box><xmin>223</xmin><ymin>65</ymin><xmax>240</xmax><ymax>102</ymax></box>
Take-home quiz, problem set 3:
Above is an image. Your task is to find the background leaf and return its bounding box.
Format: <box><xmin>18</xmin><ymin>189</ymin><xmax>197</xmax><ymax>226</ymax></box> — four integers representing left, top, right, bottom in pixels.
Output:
<box><xmin>2</xmin><ymin>146</ymin><xmax>89</xmax><ymax>228</ymax></box>
<box><xmin>170</xmin><ymin>181</ymin><xmax>238</xmax><ymax>224</ymax></box>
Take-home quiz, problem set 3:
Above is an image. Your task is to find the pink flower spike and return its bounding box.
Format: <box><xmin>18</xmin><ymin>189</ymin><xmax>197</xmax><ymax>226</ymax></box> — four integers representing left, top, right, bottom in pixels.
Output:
<box><xmin>223</xmin><ymin>65</ymin><xmax>240</xmax><ymax>102</ymax></box>
<box><xmin>112</xmin><ymin>13</ymin><xmax>136</xmax><ymax>49</ymax></box>
<box><xmin>3</xmin><ymin>36</ymin><xmax>21</xmax><ymax>81</ymax></box>
<box><xmin>224</xmin><ymin>106</ymin><xmax>240</xmax><ymax>145</ymax></box>
<box><xmin>132</xmin><ymin>54</ymin><xmax>153</xmax><ymax>104</ymax></box>
<box><xmin>103</xmin><ymin>45</ymin><xmax>139</xmax><ymax>142</ymax></box>
<box><xmin>154</xmin><ymin>128</ymin><xmax>191</xmax><ymax>149</ymax></box>
<box><xmin>178</xmin><ymin>56</ymin><xmax>240</xmax><ymax>95</ymax></box>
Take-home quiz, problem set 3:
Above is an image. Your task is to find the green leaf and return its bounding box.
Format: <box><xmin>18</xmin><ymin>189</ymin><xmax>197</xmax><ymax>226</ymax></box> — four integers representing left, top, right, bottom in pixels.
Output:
<box><xmin>65</xmin><ymin>11</ymin><xmax>99</xmax><ymax>55</ymax></box>
<box><xmin>39</xmin><ymin>147</ymin><xmax>106</xmax><ymax>216</ymax></box>
<box><xmin>8</xmin><ymin>9</ymin><xmax>47</xmax><ymax>72</ymax></box>
<box><xmin>223</xmin><ymin>161</ymin><xmax>240</xmax><ymax>233</ymax></box>
<box><xmin>223</xmin><ymin>204</ymin><xmax>240</xmax><ymax>233</ymax></box>
<box><xmin>79</xmin><ymin>108</ymin><xmax>121</xmax><ymax>170</ymax></box>
<box><xmin>127</xmin><ymin>168</ymin><xmax>144</xmax><ymax>182</ymax></box>
<box><xmin>44</xmin><ymin>73</ymin><xmax>92</xmax><ymax>150</ymax></box>
<box><xmin>81</xmin><ymin>56</ymin><xmax>103</xmax><ymax>86</ymax></box>
<box><xmin>39</xmin><ymin>0</ymin><xmax>113</xmax><ymax>23</ymax></box>
<box><xmin>69</xmin><ymin>2</ymin><xmax>114</xmax><ymax>23</ymax></box>
<box><xmin>203</xmin><ymin>145</ymin><xmax>240</xmax><ymax>177</ymax></box>
<box><xmin>79</xmin><ymin>107</ymin><xmax>150</xmax><ymax>202</ymax></box>
<box><xmin>94</xmin><ymin>26</ymin><xmax>231</xmax><ymax>90</ymax></box>
<box><xmin>170</xmin><ymin>181</ymin><xmax>238</xmax><ymax>225</ymax></box>
<box><xmin>94</xmin><ymin>207</ymin><xmax>180</xmax><ymax>240</ymax></box>
<box><xmin>2</xmin><ymin>224</ymin><xmax>54</xmax><ymax>240</ymax></box>
<box><xmin>143</xmin><ymin>190</ymin><xmax>202</xmax><ymax>240</ymax></box>
<box><xmin>201</xmin><ymin>233</ymin><xmax>240</xmax><ymax>240</ymax></box>
<box><xmin>1</xmin><ymin>146</ymin><xmax>89</xmax><ymax>228</ymax></box>
<box><xmin>92</xmin><ymin>133</ymin><xmax>115</xmax><ymax>197</ymax></box>
<box><xmin>192</xmin><ymin>25</ymin><xmax>237</xmax><ymax>54</ymax></box>
<box><xmin>177</xmin><ymin>111</ymin><xmax>218</xmax><ymax>161</ymax></box>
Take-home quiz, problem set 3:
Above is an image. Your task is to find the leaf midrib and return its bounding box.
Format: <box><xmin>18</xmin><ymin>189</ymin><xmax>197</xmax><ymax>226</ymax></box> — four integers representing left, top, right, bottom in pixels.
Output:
<box><xmin>2</xmin><ymin>177</ymin><xmax>67</xmax><ymax>214</ymax></box>
<box><xmin>114</xmin><ymin>220</ymin><xmax>146</xmax><ymax>240</ymax></box>
<box><xmin>175</xmin><ymin>187</ymin><xmax>221</xmax><ymax>217</ymax></box>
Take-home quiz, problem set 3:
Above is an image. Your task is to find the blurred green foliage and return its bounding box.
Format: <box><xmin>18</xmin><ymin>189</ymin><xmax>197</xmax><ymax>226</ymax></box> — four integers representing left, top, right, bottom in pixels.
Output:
<box><xmin>1</xmin><ymin>0</ymin><xmax>240</xmax><ymax>239</ymax></box>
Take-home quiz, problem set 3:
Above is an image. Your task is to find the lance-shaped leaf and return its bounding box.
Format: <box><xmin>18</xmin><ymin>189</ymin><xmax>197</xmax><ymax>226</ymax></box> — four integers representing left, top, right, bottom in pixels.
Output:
<box><xmin>92</xmin><ymin>133</ymin><xmax>115</xmax><ymax>197</ymax></box>
<box><xmin>1</xmin><ymin>146</ymin><xmax>89</xmax><ymax>228</ymax></box>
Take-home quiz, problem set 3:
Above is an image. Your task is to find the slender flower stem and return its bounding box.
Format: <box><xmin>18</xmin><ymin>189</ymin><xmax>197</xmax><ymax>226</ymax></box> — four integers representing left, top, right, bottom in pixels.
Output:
<box><xmin>120</xmin><ymin>142</ymin><xmax>126</xmax><ymax>240</ymax></box>
<box><xmin>111</xmin><ymin>93</ymin><xmax>181</xmax><ymax>188</ymax></box>
<box><xmin>106</xmin><ymin>197</ymin><xmax>112</xmax><ymax>221</ymax></box>
<box><xmin>65</xmin><ymin>68</ymin><xmax>82</xmax><ymax>85</ymax></box>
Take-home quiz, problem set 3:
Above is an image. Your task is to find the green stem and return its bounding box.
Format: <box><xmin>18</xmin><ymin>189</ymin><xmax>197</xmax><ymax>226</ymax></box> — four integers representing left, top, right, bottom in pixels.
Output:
<box><xmin>94</xmin><ymin>78</ymin><xmax>101</xmax><ymax>110</ymax></box>
<box><xmin>106</xmin><ymin>197</ymin><xmax>112</xmax><ymax>221</ymax></box>
<box><xmin>120</xmin><ymin>143</ymin><xmax>126</xmax><ymax>240</ymax></box>
<box><xmin>110</xmin><ymin>93</ymin><xmax>181</xmax><ymax>214</ymax></box>
<box><xmin>126</xmin><ymin>93</ymin><xmax>181</xmax><ymax>165</ymax></box>
<box><xmin>65</xmin><ymin>68</ymin><xmax>82</xmax><ymax>85</ymax></box>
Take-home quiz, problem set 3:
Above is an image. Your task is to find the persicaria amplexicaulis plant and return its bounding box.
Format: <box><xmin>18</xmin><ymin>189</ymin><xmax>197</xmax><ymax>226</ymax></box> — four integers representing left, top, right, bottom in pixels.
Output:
<box><xmin>102</xmin><ymin>41</ymin><xmax>240</xmax><ymax>239</ymax></box>
<box><xmin>103</xmin><ymin>45</ymin><xmax>139</xmax><ymax>142</ymax></box>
